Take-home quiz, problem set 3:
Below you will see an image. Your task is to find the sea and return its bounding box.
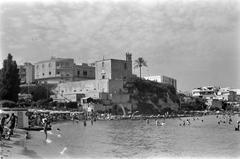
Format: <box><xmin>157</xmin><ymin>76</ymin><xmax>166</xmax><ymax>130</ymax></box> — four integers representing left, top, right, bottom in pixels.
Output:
<box><xmin>21</xmin><ymin>114</ymin><xmax>240</xmax><ymax>159</ymax></box>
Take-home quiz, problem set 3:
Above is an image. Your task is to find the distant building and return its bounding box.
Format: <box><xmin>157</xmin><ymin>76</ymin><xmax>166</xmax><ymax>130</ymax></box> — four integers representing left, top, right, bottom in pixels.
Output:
<box><xmin>18</xmin><ymin>63</ymin><xmax>35</xmax><ymax>84</ymax></box>
<box><xmin>34</xmin><ymin>57</ymin><xmax>95</xmax><ymax>84</ymax></box>
<box><xmin>216</xmin><ymin>87</ymin><xmax>237</xmax><ymax>102</ymax></box>
<box><xmin>73</xmin><ymin>63</ymin><xmax>95</xmax><ymax>81</ymax></box>
<box><xmin>144</xmin><ymin>75</ymin><xmax>177</xmax><ymax>89</ymax></box>
<box><xmin>95</xmin><ymin>53</ymin><xmax>132</xmax><ymax>81</ymax></box>
<box><xmin>191</xmin><ymin>86</ymin><xmax>219</xmax><ymax>99</ymax></box>
<box><xmin>34</xmin><ymin>57</ymin><xmax>75</xmax><ymax>83</ymax></box>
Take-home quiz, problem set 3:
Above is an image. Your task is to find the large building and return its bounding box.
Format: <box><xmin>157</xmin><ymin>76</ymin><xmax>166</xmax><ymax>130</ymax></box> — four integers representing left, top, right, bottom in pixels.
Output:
<box><xmin>144</xmin><ymin>75</ymin><xmax>177</xmax><ymax>89</ymax></box>
<box><xmin>34</xmin><ymin>57</ymin><xmax>95</xmax><ymax>83</ymax></box>
<box><xmin>52</xmin><ymin>79</ymin><xmax>125</xmax><ymax>102</ymax></box>
<box><xmin>18</xmin><ymin>63</ymin><xmax>35</xmax><ymax>84</ymax></box>
<box><xmin>95</xmin><ymin>53</ymin><xmax>132</xmax><ymax>81</ymax></box>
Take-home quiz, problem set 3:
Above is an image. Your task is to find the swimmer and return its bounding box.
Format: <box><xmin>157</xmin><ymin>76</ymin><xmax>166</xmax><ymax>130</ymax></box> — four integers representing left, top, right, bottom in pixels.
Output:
<box><xmin>83</xmin><ymin>119</ymin><xmax>87</xmax><ymax>127</ymax></box>
<box><xmin>25</xmin><ymin>132</ymin><xmax>31</xmax><ymax>140</ymax></box>
<box><xmin>91</xmin><ymin>118</ymin><xmax>93</xmax><ymax>126</ymax></box>
<box><xmin>42</xmin><ymin>118</ymin><xmax>48</xmax><ymax>140</ymax></box>
<box><xmin>146</xmin><ymin>119</ymin><xmax>149</xmax><ymax>124</ymax></box>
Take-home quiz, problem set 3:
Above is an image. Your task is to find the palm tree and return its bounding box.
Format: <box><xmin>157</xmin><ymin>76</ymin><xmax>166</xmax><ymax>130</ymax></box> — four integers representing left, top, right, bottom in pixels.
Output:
<box><xmin>134</xmin><ymin>57</ymin><xmax>147</xmax><ymax>79</ymax></box>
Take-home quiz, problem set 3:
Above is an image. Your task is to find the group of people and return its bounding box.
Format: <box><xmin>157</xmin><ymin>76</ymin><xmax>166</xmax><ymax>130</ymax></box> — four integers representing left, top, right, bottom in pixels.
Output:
<box><xmin>0</xmin><ymin>113</ymin><xmax>17</xmax><ymax>141</ymax></box>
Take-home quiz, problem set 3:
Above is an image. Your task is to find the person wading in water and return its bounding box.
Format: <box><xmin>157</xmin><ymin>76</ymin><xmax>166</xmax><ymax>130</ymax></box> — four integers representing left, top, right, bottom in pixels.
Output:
<box><xmin>42</xmin><ymin>117</ymin><xmax>48</xmax><ymax>140</ymax></box>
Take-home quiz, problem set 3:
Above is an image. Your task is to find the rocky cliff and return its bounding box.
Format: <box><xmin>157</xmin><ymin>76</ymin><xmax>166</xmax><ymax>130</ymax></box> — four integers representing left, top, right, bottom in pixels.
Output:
<box><xmin>124</xmin><ymin>78</ymin><xmax>180</xmax><ymax>114</ymax></box>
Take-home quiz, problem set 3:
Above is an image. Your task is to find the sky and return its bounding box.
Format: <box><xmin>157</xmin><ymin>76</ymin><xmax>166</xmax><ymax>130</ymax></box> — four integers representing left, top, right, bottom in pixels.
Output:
<box><xmin>0</xmin><ymin>0</ymin><xmax>239</xmax><ymax>91</ymax></box>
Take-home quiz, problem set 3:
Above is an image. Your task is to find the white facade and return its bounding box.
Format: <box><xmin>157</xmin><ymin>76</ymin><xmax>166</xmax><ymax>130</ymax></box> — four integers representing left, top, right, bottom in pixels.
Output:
<box><xmin>34</xmin><ymin>57</ymin><xmax>95</xmax><ymax>84</ymax></box>
<box><xmin>144</xmin><ymin>75</ymin><xmax>177</xmax><ymax>89</ymax></box>
<box><xmin>52</xmin><ymin>79</ymin><xmax>124</xmax><ymax>102</ymax></box>
<box><xmin>35</xmin><ymin>57</ymin><xmax>74</xmax><ymax>83</ymax></box>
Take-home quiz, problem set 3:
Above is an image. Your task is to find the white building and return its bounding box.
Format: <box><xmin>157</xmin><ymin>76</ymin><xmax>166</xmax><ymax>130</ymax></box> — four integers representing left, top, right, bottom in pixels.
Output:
<box><xmin>144</xmin><ymin>75</ymin><xmax>177</xmax><ymax>89</ymax></box>
<box><xmin>34</xmin><ymin>57</ymin><xmax>95</xmax><ymax>84</ymax></box>
<box><xmin>52</xmin><ymin>79</ymin><xmax>126</xmax><ymax>102</ymax></box>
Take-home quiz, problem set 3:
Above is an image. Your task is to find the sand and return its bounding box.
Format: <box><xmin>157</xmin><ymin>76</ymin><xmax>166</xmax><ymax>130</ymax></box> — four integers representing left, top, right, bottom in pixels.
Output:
<box><xmin>0</xmin><ymin>129</ymin><xmax>34</xmax><ymax>159</ymax></box>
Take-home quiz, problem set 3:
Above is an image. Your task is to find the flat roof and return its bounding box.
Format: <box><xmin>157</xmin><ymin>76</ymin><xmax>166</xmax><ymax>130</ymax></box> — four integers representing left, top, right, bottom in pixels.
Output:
<box><xmin>35</xmin><ymin>57</ymin><xmax>74</xmax><ymax>64</ymax></box>
<box><xmin>95</xmin><ymin>58</ymin><xmax>126</xmax><ymax>63</ymax></box>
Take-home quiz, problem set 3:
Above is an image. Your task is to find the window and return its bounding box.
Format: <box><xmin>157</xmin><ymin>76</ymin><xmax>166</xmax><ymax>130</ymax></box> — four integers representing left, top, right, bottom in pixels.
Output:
<box><xmin>42</xmin><ymin>73</ymin><xmax>45</xmax><ymax>76</ymax></box>
<box><xmin>66</xmin><ymin>74</ymin><xmax>69</xmax><ymax>77</ymax></box>
<box><xmin>36</xmin><ymin>65</ymin><xmax>39</xmax><ymax>69</ymax></box>
<box><xmin>83</xmin><ymin>71</ymin><xmax>87</xmax><ymax>76</ymax></box>
<box><xmin>102</xmin><ymin>62</ymin><xmax>104</xmax><ymax>67</ymax></box>
<box><xmin>49</xmin><ymin>72</ymin><xmax>51</xmax><ymax>75</ymax></box>
<box><xmin>102</xmin><ymin>75</ymin><xmax>105</xmax><ymax>79</ymax></box>
<box><xmin>124</xmin><ymin>63</ymin><xmax>127</xmax><ymax>70</ymax></box>
<box><xmin>77</xmin><ymin>71</ymin><xmax>80</xmax><ymax>76</ymax></box>
<box><xmin>42</xmin><ymin>64</ymin><xmax>44</xmax><ymax>68</ymax></box>
<box><xmin>49</xmin><ymin>63</ymin><xmax>51</xmax><ymax>67</ymax></box>
<box><xmin>57</xmin><ymin>71</ymin><xmax>60</xmax><ymax>74</ymax></box>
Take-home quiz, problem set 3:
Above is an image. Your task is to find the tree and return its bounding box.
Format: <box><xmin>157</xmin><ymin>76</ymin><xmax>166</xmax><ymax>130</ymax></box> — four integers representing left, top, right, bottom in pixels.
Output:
<box><xmin>134</xmin><ymin>57</ymin><xmax>147</xmax><ymax>79</ymax></box>
<box><xmin>0</xmin><ymin>54</ymin><xmax>20</xmax><ymax>102</ymax></box>
<box><xmin>31</xmin><ymin>85</ymin><xmax>50</xmax><ymax>101</ymax></box>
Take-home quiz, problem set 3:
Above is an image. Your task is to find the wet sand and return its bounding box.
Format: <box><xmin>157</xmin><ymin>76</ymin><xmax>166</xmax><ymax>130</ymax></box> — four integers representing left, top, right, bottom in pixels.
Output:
<box><xmin>0</xmin><ymin>129</ymin><xmax>36</xmax><ymax>159</ymax></box>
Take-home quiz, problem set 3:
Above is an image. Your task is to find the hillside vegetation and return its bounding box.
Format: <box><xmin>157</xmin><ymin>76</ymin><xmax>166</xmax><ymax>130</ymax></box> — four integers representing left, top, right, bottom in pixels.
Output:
<box><xmin>125</xmin><ymin>77</ymin><xmax>180</xmax><ymax>114</ymax></box>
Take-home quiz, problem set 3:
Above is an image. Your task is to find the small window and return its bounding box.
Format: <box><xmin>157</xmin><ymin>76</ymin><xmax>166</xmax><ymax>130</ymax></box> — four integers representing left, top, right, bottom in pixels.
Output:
<box><xmin>102</xmin><ymin>75</ymin><xmax>105</xmax><ymax>79</ymax></box>
<box><xmin>42</xmin><ymin>73</ymin><xmax>45</xmax><ymax>76</ymax></box>
<box><xmin>77</xmin><ymin>71</ymin><xmax>80</xmax><ymax>76</ymax></box>
<box><xmin>57</xmin><ymin>71</ymin><xmax>60</xmax><ymax>74</ymax></box>
<box><xmin>49</xmin><ymin>72</ymin><xmax>51</xmax><ymax>75</ymax></box>
<box><xmin>42</xmin><ymin>64</ymin><xmax>44</xmax><ymax>68</ymax></box>
<box><xmin>49</xmin><ymin>63</ymin><xmax>51</xmax><ymax>67</ymax></box>
<box><xmin>124</xmin><ymin>63</ymin><xmax>127</xmax><ymax>70</ymax></box>
<box><xmin>83</xmin><ymin>71</ymin><xmax>87</xmax><ymax>76</ymax></box>
<box><xmin>66</xmin><ymin>74</ymin><xmax>69</xmax><ymax>77</ymax></box>
<box><xmin>102</xmin><ymin>62</ymin><xmax>104</xmax><ymax>67</ymax></box>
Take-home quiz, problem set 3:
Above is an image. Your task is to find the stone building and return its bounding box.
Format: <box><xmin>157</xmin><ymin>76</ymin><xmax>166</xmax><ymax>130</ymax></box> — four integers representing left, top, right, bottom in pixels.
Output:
<box><xmin>34</xmin><ymin>57</ymin><xmax>95</xmax><ymax>84</ymax></box>
<box><xmin>73</xmin><ymin>63</ymin><xmax>95</xmax><ymax>81</ymax></box>
<box><xmin>18</xmin><ymin>63</ymin><xmax>35</xmax><ymax>84</ymax></box>
<box><xmin>52</xmin><ymin>79</ymin><xmax>125</xmax><ymax>102</ymax></box>
<box><xmin>95</xmin><ymin>53</ymin><xmax>132</xmax><ymax>81</ymax></box>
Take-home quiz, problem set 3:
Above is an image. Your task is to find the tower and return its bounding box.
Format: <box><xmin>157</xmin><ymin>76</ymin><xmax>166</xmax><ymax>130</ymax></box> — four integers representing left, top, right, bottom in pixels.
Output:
<box><xmin>125</xmin><ymin>52</ymin><xmax>132</xmax><ymax>78</ymax></box>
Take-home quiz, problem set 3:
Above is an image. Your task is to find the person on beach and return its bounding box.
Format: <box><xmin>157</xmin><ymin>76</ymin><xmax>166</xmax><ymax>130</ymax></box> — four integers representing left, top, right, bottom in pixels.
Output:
<box><xmin>235</xmin><ymin>121</ymin><xmax>240</xmax><ymax>131</ymax></box>
<box><xmin>7</xmin><ymin>113</ymin><xmax>18</xmax><ymax>136</ymax></box>
<box><xmin>0</xmin><ymin>114</ymin><xmax>9</xmax><ymax>140</ymax></box>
